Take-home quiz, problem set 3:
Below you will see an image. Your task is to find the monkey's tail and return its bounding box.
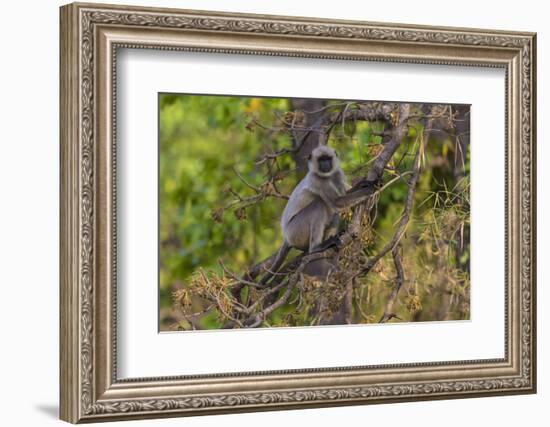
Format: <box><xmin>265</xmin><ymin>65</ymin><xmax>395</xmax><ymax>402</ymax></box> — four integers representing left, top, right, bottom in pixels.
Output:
<box><xmin>258</xmin><ymin>241</ymin><xmax>290</xmax><ymax>287</ymax></box>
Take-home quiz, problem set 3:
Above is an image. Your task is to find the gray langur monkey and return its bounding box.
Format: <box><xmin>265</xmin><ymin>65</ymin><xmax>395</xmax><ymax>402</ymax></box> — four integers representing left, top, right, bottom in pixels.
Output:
<box><xmin>261</xmin><ymin>145</ymin><xmax>350</xmax><ymax>284</ymax></box>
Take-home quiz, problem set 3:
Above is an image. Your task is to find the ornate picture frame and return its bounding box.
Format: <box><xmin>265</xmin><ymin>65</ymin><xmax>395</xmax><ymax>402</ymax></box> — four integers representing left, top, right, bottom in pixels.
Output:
<box><xmin>60</xmin><ymin>2</ymin><xmax>536</xmax><ymax>423</ymax></box>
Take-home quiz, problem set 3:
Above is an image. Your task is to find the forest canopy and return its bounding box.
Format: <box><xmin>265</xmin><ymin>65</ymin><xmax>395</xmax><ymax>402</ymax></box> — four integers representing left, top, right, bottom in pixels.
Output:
<box><xmin>159</xmin><ymin>94</ymin><xmax>470</xmax><ymax>331</ymax></box>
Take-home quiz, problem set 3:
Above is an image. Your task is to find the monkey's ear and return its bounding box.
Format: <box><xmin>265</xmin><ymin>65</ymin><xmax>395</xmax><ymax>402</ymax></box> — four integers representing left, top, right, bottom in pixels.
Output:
<box><xmin>335</xmin><ymin>151</ymin><xmax>340</xmax><ymax>158</ymax></box>
<box><xmin>307</xmin><ymin>153</ymin><xmax>312</xmax><ymax>161</ymax></box>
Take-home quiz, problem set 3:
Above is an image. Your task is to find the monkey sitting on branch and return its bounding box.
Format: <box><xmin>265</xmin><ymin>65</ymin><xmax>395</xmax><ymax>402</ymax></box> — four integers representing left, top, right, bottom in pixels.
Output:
<box><xmin>260</xmin><ymin>145</ymin><xmax>380</xmax><ymax>285</ymax></box>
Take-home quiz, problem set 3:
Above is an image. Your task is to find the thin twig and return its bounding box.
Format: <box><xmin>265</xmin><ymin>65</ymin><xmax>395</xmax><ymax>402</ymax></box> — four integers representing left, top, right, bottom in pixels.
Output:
<box><xmin>379</xmin><ymin>245</ymin><xmax>405</xmax><ymax>323</ymax></box>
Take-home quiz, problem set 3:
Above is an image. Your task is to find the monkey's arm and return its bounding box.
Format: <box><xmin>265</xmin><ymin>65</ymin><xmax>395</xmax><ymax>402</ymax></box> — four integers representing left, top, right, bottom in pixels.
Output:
<box><xmin>307</xmin><ymin>178</ymin><xmax>381</xmax><ymax>254</ymax></box>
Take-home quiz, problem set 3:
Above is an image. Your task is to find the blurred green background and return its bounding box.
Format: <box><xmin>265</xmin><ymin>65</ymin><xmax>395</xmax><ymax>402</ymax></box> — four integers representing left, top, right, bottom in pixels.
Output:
<box><xmin>159</xmin><ymin>94</ymin><xmax>470</xmax><ymax>330</ymax></box>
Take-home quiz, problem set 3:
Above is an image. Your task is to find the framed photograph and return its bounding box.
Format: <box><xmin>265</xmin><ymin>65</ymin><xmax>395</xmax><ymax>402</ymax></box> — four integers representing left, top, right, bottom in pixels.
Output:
<box><xmin>60</xmin><ymin>2</ymin><xmax>537</xmax><ymax>423</ymax></box>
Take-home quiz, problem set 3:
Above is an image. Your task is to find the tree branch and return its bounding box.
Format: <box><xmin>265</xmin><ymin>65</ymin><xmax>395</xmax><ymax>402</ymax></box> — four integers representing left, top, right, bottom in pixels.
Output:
<box><xmin>379</xmin><ymin>245</ymin><xmax>405</xmax><ymax>323</ymax></box>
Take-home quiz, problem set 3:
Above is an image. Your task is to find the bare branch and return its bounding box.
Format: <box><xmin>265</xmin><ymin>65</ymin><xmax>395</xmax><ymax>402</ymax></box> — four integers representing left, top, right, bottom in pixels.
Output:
<box><xmin>379</xmin><ymin>245</ymin><xmax>405</xmax><ymax>323</ymax></box>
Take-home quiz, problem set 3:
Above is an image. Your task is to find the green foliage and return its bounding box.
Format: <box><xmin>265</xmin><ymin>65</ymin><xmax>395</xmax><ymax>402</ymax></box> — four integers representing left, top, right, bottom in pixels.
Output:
<box><xmin>159</xmin><ymin>95</ymin><xmax>291</xmax><ymax>326</ymax></box>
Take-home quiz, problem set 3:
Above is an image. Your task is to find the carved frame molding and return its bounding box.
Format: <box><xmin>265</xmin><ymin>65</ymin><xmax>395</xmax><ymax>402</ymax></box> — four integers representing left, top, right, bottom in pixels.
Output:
<box><xmin>60</xmin><ymin>2</ymin><xmax>536</xmax><ymax>423</ymax></box>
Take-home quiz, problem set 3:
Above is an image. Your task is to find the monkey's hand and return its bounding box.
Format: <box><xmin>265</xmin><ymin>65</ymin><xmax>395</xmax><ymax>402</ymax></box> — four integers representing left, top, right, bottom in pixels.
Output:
<box><xmin>335</xmin><ymin>176</ymin><xmax>383</xmax><ymax>209</ymax></box>
<box><xmin>348</xmin><ymin>176</ymin><xmax>383</xmax><ymax>193</ymax></box>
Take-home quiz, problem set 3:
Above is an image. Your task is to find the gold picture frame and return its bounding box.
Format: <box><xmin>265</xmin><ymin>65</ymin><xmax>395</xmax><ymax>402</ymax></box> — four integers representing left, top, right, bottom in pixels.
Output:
<box><xmin>60</xmin><ymin>2</ymin><xmax>537</xmax><ymax>423</ymax></box>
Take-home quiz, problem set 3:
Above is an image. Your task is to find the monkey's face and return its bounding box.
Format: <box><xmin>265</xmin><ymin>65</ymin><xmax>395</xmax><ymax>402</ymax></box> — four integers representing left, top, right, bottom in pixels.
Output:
<box><xmin>317</xmin><ymin>155</ymin><xmax>333</xmax><ymax>174</ymax></box>
<box><xmin>309</xmin><ymin>145</ymin><xmax>339</xmax><ymax>177</ymax></box>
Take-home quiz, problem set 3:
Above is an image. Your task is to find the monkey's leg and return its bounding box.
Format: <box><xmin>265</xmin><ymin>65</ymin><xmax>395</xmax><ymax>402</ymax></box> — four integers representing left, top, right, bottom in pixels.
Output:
<box><xmin>323</xmin><ymin>213</ymin><xmax>340</xmax><ymax>240</ymax></box>
<box><xmin>309</xmin><ymin>213</ymin><xmax>345</xmax><ymax>252</ymax></box>
<box><xmin>303</xmin><ymin>203</ymin><xmax>333</xmax><ymax>279</ymax></box>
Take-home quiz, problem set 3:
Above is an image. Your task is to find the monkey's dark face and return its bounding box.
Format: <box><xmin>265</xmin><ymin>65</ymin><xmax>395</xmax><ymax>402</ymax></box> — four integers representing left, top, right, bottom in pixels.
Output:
<box><xmin>309</xmin><ymin>145</ymin><xmax>339</xmax><ymax>177</ymax></box>
<box><xmin>317</xmin><ymin>155</ymin><xmax>333</xmax><ymax>174</ymax></box>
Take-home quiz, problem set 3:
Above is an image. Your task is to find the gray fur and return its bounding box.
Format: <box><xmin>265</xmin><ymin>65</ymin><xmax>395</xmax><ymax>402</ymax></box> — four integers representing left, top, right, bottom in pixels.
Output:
<box><xmin>262</xmin><ymin>146</ymin><xmax>349</xmax><ymax>283</ymax></box>
<box><xmin>282</xmin><ymin>146</ymin><xmax>348</xmax><ymax>252</ymax></box>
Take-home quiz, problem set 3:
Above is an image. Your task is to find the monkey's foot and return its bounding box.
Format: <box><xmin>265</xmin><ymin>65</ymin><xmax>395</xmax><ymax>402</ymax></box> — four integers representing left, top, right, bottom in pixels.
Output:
<box><xmin>315</xmin><ymin>235</ymin><xmax>342</xmax><ymax>252</ymax></box>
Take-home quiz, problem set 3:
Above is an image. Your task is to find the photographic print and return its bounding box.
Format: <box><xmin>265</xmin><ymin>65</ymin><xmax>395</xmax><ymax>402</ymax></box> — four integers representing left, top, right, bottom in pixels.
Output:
<box><xmin>159</xmin><ymin>94</ymin><xmax>471</xmax><ymax>331</ymax></box>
